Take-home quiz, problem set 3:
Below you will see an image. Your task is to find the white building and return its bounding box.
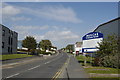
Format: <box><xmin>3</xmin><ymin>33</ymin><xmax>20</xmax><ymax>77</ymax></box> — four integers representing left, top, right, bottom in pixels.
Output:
<box><xmin>74</xmin><ymin>42</ymin><xmax>82</xmax><ymax>55</ymax></box>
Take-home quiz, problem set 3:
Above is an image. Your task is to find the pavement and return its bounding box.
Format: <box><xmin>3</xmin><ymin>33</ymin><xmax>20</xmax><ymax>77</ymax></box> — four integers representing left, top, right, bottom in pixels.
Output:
<box><xmin>59</xmin><ymin>54</ymin><xmax>90</xmax><ymax>80</ymax></box>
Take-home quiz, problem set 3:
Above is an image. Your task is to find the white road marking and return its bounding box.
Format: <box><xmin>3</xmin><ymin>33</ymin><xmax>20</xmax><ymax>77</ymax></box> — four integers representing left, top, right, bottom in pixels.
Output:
<box><xmin>5</xmin><ymin>52</ymin><xmax>61</xmax><ymax>78</ymax></box>
<box><xmin>45</xmin><ymin>61</ymin><xmax>50</xmax><ymax>64</ymax></box>
<box><xmin>27</xmin><ymin>65</ymin><xmax>41</xmax><ymax>71</ymax></box>
<box><xmin>3</xmin><ymin>63</ymin><xmax>19</xmax><ymax>67</ymax></box>
<box><xmin>6</xmin><ymin>73</ymin><xmax>20</xmax><ymax>78</ymax></box>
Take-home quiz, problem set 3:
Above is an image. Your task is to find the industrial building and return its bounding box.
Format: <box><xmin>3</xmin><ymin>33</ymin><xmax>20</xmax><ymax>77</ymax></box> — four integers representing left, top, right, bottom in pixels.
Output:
<box><xmin>0</xmin><ymin>24</ymin><xmax>18</xmax><ymax>54</ymax></box>
<box><xmin>82</xmin><ymin>17</ymin><xmax>119</xmax><ymax>56</ymax></box>
<box><xmin>94</xmin><ymin>17</ymin><xmax>120</xmax><ymax>38</ymax></box>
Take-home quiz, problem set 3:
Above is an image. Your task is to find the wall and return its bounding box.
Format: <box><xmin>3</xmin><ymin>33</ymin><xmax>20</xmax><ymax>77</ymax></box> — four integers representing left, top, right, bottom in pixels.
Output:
<box><xmin>2</xmin><ymin>25</ymin><xmax>18</xmax><ymax>54</ymax></box>
<box><xmin>2</xmin><ymin>26</ymin><xmax>10</xmax><ymax>54</ymax></box>
<box><xmin>94</xmin><ymin>18</ymin><xmax>119</xmax><ymax>39</ymax></box>
<box><xmin>12</xmin><ymin>32</ymin><xmax>18</xmax><ymax>53</ymax></box>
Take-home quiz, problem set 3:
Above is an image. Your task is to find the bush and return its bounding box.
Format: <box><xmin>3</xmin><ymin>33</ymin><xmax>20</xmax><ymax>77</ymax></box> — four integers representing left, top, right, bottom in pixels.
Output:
<box><xmin>94</xmin><ymin>35</ymin><xmax>120</xmax><ymax>68</ymax></box>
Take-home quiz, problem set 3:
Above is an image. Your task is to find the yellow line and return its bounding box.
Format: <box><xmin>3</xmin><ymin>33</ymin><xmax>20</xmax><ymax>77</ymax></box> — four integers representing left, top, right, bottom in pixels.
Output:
<box><xmin>51</xmin><ymin>58</ymin><xmax>70</xmax><ymax>80</ymax></box>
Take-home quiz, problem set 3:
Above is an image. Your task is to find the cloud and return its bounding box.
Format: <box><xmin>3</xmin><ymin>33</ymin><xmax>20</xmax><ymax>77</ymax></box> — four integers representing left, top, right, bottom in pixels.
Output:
<box><xmin>2</xmin><ymin>3</ymin><xmax>31</xmax><ymax>22</ymax></box>
<box><xmin>2</xmin><ymin>3</ymin><xmax>81</xmax><ymax>23</ymax></box>
<box><xmin>12</xmin><ymin>25</ymin><xmax>80</xmax><ymax>41</ymax></box>
<box><xmin>13</xmin><ymin>25</ymin><xmax>49</xmax><ymax>31</ymax></box>
<box><xmin>32</xmin><ymin>30</ymin><xmax>81</xmax><ymax>48</ymax></box>
<box><xmin>2</xmin><ymin>3</ymin><xmax>21</xmax><ymax>16</ymax></box>
<box><xmin>38</xmin><ymin>6</ymin><xmax>81</xmax><ymax>23</ymax></box>
<box><xmin>12</xmin><ymin>25</ymin><xmax>81</xmax><ymax>48</ymax></box>
<box><xmin>11</xmin><ymin>16</ymin><xmax>31</xmax><ymax>21</ymax></box>
<box><xmin>12</xmin><ymin>25</ymin><xmax>50</xmax><ymax>39</ymax></box>
<box><xmin>38</xmin><ymin>30</ymin><xmax>80</xmax><ymax>41</ymax></box>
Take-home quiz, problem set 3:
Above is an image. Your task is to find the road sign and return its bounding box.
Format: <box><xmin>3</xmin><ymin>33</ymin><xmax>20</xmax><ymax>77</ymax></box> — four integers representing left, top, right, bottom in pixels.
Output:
<box><xmin>82</xmin><ymin>32</ymin><xmax>103</xmax><ymax>53</ymax></box>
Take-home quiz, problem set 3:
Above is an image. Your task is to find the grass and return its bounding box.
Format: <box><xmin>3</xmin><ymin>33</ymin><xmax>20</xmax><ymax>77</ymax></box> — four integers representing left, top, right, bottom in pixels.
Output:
<box><xmin>91</xmin><ymin>77</ymin><xmax>120</xmax><ymax>80</ymax></box>
<box><xmin>76</xmin><ymin>55</ymin><xmax>94</xmax><ymax>66</ymax></box>
<box><xmin>76</xmin><ymin>55</ymin><xmax>94</xmax><ymax>62</ymax></box>
<box><xmin>76</xmin><ymin>55</ymin><xmax>120</xmax><ymax>79</ymax></box>
<box><xmin>0</xmin><ymin>54</ymin><xmax>33</xmax><ymax>60</ymax></box>
<box><xmin>85</xmin><ymin>67</ymin><xmax>119</xmax><ymax>74</ymax></box>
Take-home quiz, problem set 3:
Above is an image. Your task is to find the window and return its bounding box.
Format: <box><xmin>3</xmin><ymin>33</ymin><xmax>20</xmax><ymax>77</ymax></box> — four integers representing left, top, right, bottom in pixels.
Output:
<box><xmin>8</xmin><ymin>37</ymin><xmax>10</xmax><ymax>45</ymax></box>
<box><xmin>11</xmin><ymin>38</ymin><xmax>13</xmax><ymax>45</ymax></box>
<box><xmin>2</xmin><ymin>30</ymin><xmax>5</xmax><ymax>36</ymax></box>
<box><xmin>11</xmin><ymin>47</ymin><xmax>12</xmax><ymax>53</ymax></box>
<box><xmin>8</xmin><ymin>47</ymin><xmax>10</xmax><ymax>53</ymax></box>
<box><xmin>9</xmin><ymin>30</ymin><xmax>10</xmax><ymax>33</ymax></box>
<box><xmin>2</xmin><ymin>42</ymin><xmax>4</xmax><ymax>48</ymax></box>
<box><xmin>11</xmin><ymin>32</ymin><xmax>13</xmax><ymax>37</ymax></box>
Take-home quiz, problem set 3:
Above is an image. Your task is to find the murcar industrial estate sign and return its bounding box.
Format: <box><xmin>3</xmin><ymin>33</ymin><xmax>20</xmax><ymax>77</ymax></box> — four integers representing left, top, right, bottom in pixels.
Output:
<box><xmin>82</xmin><ymin>32</ymin><xmax>103</xmax><ymax>53</ymax></box>
<box><xmin>82</xmin><ymin>32</ymin><xmax>103</xmax><ymax>40</ymax></box>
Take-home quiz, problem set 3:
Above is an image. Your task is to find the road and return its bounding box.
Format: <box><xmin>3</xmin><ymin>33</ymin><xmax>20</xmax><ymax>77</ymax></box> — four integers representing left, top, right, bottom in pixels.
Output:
<box><xmin>2</xmin><ymin>52</ymin><xmax>69</xmax><ymax>79</ymax></box>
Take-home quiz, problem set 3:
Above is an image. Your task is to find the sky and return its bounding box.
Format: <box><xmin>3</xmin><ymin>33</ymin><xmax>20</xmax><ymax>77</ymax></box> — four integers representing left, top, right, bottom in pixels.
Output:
<box><xmin>1</xmin><ymin>2</ymin><xmax>118</xmax><ymax>49</ymax></box>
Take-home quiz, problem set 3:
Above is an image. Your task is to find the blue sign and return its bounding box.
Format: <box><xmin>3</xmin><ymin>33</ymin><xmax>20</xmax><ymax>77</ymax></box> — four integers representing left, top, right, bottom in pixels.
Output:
<box><xmin>82</xmin><ymin>48</ymin><xmax>98</xmax><ymax>53</ymax></box>
<box><xmin>82</xmin><ymin>32</ymin><xmax>103</xmax><ymax>40</ymax></box>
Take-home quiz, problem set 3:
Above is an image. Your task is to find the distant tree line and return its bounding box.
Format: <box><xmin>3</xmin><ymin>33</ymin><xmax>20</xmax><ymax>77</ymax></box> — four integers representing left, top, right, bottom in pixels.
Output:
<box><xmin>65</xmin><ymin>44</ymin><xmax>74</xmax><ymax>53</ymax></box>
<box><xmin>21</xmin><ymin>36</ymin><xmax>57</xmax><ymax>55</ymax></box>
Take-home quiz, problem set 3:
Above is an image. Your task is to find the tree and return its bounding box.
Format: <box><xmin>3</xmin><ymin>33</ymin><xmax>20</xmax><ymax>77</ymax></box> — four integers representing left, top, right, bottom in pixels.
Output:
<box><xmin>94</xmin><ymin>34</ymin><xmax>120</xmax><ymax>68</ymax></box>
<box><xmin>66</xmin><ymin>44</ymin><xmax>74</xmax><ymax>53</ymax></box>
<box><xmin>22</xmin><ymin>36</ymin><xmax>37</xmax><ymax>51</ymax></box>
<box><xmin>38</xmin><ymin>40</ymin><xmax>52</xmax><ymax>51</ymax></box>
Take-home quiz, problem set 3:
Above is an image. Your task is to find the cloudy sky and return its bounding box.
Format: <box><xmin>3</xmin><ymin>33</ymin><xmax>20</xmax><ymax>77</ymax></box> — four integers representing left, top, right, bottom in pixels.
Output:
<box><xmin>1</xmin><ymin>2</ymin><xmax>118</xmax><ymax>49</ymax></box>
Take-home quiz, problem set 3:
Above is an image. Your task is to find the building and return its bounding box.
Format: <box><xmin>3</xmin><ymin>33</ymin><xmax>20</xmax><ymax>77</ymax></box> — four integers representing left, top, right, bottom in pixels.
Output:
<box><xmin>0</xmin><ymin>24</ymin><xmax>18</xmax><ymax>54</ymax></box>
<box><xmin>74</xmin><ymin>42</ymin><xmax>82</xmax><ymax>54</ymax></box>
<box><xmin>82</xmin><ymin>17</ymin><xmax>119</xmax><ymax>56</ymax></box>
<box><xmin>94</xmin><ymin>17</ymin><xmax>120</xmax><ymax>38</ymax></box>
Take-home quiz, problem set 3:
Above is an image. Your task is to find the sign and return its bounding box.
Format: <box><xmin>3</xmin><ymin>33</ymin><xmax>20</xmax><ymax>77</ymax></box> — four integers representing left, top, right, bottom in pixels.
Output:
<box><xmin>82</xmin><ymin>32</ymin><xmax>103</xmax><ymax>40</ymax></box>
<box><xmin>82</xmin><ymin>32</ymin><xmax>103</xmax><ymax>53</ymax></box>
<box><xmin>82</xmin><ymin>48</ymin><xmax>99</xmax><ymax>53</ymax></box>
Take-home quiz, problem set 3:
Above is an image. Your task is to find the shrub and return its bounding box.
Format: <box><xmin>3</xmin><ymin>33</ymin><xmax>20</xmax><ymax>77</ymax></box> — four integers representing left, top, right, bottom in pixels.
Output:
<box><xmin>94</xmin><ymin>35</ymin><xmax>120</xmax><ymax>68</ymax></box>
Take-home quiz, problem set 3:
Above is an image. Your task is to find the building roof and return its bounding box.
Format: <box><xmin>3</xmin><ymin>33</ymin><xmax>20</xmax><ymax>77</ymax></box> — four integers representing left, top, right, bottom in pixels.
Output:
<box><xmin>0</xmin><ymin>24</ymin><xmax>18</xmax><ymax>34</ymax></box>
<box><xmin>93</xmin><ymin>17</ymin><xmax>120</xmax><ymax>32</ymax></box>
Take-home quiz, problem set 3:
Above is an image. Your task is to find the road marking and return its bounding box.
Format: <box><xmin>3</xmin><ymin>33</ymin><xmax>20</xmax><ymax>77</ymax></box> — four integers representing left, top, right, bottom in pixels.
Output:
<box><xmin>6</xmin><ymin>73</ymin><xmax>20</xmax><ymax>78</ymax></box>
<box><xmin>5</xmin><ymin>52</ymin><xmax>61</xmax><ymax>79</ymax></box>
<box><xmin>7</xmin><ymin>63</ymin><xmax>19</xmax><ymax>65</ymax></box>
<box><xmin>2</xmin><ymin>63</ymin><xmax>19</xmax><ymax>67</ymax></box>
<box><xmin>45</xmin><ymin>61</ymin><xmax>50</xmax><ymax>64</ymax></box>
<box><xmin>27</xmin><ymin>65</ymin><xmax>41</xmax><ymax>70</ymax></box>
<box><xmin>51</xmin><ymin>57</ymin><xmax>70</xmax><ymax>80</ymax></box>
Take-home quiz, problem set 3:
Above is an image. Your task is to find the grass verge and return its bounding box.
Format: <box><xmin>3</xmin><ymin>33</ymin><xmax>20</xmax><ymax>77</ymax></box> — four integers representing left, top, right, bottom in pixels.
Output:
<box><xmin>76</xmin><ymin>55</ymin><xmax>120</xmax><ymax>79</ymax></box>
<box><xmin>0</xmin><ymin>54</ymin><xmax>33</xmax><ymax>60</ymax></box>
<box><xmin>91</xmin><ymin>78</ymin><xmax>120</xmax><ymax>80</ymax></box>
<box><xmin>85</xmin><ymin>67</ymin><xmax>119</xmax><ymax>74</ymax></box>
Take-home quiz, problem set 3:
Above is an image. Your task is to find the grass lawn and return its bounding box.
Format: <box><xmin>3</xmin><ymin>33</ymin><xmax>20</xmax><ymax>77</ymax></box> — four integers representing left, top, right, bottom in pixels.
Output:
<box><xmin>0</xmin><ymin>54</ymin><xmax>33</xmax><ymax>60</ymax></box>
<box><xmin>85</xmin><ymin>67</ymin><xmax>119</xmax><ymax>74</ymax></box>
<box><xmin>91</xmin><ymin>77</ymin><xmax>120</xmax><ymax>80</ymax></box>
